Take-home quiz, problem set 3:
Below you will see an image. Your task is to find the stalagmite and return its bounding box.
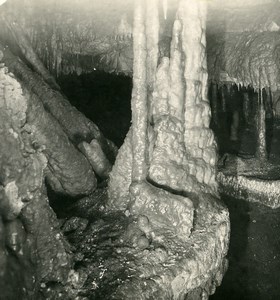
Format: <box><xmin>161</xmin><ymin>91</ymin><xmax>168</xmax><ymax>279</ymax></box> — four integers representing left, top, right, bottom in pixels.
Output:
<box><xmin>179</xmin><ymin>0</ymin><xmax>217</xmax><ymax>191</ymax></box>
<box><xmin>129</xmin><ymin>0</ymin><xmax>195</xmax><ymax>240</ymax></box>
<box><xmin>107</xmin><ymin>1</ymin><xmax>229</xmax><ymax>297</ymax></box>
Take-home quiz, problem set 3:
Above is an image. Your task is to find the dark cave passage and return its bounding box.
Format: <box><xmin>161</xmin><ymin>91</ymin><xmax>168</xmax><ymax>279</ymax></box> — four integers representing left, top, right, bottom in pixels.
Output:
<box><xmin>57</xmin><ymin>71</ymin><xmax>132</xmax><ymax>148</ymax></box>
<box><xmin>209</xmin><ymin>83</ymin><xmax>279</xmax><ymax>160</ymax></box>
<box><xmin>210</xmin><ymin>195</ymin><xmax>280</xmax><ymax>300</ymax></box>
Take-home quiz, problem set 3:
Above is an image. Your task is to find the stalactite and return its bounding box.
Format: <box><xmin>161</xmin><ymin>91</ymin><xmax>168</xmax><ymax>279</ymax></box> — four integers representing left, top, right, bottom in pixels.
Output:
<box><xmin>0</xmin><ymin>45</ymin><xmax>118</xmax><ymax>164</ymax></box>
<box><xmin>221</xmin><ymin>85</ymin><xmax>227</xmax><ymax>113</ymax></box>
<box><xmin>131</xmin><ymin>0</ymin><xmax>148</xmax><ymax>182</ymax></box>
<box><xmin>266</xmin><ymin>86</ymin><xmax>274</xmax><ymax>118</ymax></box>
<box><xmin>243</xmin><ymin>92</ymin><xmax>250</xmax><ymax>125</ymax></box>
<box><xmin>211</xmin><ymin>83</ymin><xmax>218</xmax><ymax>127</ymax></box>
<box><xmin>256</xmin><ymin>88</ymin><xmax>267</xmax><ymax>160</ymax></box>
<box><xmin>0</xmin><ymin>14</ymin><xmax>60</xmax><ymax>90</ymax></box>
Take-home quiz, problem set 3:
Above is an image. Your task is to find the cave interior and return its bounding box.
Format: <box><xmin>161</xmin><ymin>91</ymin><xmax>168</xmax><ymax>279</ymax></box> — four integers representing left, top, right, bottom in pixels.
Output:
<box><xmin>1</xmin><ymin>0</ymin><xmax>280</xmax><ymax>299</ymax></box>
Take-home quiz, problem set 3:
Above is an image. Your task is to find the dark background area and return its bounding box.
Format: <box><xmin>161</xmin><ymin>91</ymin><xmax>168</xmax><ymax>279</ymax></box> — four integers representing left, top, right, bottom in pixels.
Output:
<box><xmin>58</xmin><ymin>71</ymin><xmax>132</xmax><ymax>148</ymax></box>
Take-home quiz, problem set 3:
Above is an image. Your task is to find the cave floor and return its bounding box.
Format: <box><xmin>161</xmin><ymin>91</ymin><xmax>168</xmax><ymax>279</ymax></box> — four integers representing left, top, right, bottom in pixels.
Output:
<box><xmin>53</xmin><ymin>190</ymin><xmax>280</xmax><ymax>300</ymax></box>
<box><xmin>210</xmin><ymin>195</ymin><xmax>280</xmax><ymax>300</ymax></box>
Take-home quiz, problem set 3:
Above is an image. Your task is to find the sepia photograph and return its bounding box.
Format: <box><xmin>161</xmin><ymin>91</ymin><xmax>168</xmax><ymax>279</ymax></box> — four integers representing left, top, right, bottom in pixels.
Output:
<box><xmin>0</xmin><ymin>0</ymin><xmax>279</xmax><ymax>299</ymax></box>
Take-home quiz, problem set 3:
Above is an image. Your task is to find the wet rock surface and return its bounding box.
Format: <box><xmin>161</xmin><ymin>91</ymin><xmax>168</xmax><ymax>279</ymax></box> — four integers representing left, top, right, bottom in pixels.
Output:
<box><xmin>0</xmin><ymin>53</ymin><xmax>114</xmax><ymax>299</ymax></box>
<box><xmin>45</xmin><ymin>186</ymin><xmax>229</xmax><ymax>300</ymax></box>
<box><xmin>211</xmin><ymin>195</ymin><xmax>280</xmax><ymax>300</ymax></box>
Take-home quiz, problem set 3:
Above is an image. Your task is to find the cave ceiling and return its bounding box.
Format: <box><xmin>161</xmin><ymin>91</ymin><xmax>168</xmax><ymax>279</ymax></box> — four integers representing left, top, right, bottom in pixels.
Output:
<box><xmin>0</xmin><ymin>0</ymin><xmax>280</xmax><ymax>89</ymax></box>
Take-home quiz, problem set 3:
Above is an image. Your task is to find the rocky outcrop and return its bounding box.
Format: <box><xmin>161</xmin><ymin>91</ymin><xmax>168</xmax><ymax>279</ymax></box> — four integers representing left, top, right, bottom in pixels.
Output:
<box><xmin>0</xmin><ymin>45</ymin><xmax>118</xmax><ymax>164</ymax></box>
<box><xmin>0</xmin><ymin>41</ymin><xmax>118</xmax><ymax>297</ymax></box>
<box><xmin>0</xmin><ymin>61</ymin><xmax>73</xmax><ymax>299</ymax></box>
<box><xmin>26</xmin><ymin>89</ymin><xmax>97</xmax><ymax>196</ymax></box>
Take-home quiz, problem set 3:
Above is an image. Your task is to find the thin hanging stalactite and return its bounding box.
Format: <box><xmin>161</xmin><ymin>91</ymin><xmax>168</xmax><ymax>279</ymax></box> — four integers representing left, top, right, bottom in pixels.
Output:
<box><xmin>256</xmin><ymin>86</ymin><xmax>267</xmax><ymax>160</ymax></box>
<box><xmin>131</xmin><ymin>0</ymin><xmax>148</xmax><ymax>182</ymax></box>
<box><xmin>211</xmin><ymin>82</ymin><xmax>218</xmax><ymax>127</ymax></box>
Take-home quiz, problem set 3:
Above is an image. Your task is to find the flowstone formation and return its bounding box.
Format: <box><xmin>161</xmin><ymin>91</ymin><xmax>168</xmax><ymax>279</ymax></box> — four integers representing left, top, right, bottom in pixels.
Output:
<box><xmin>0</xmin><ymin>0</ymin><xmax>230</xmax><ymax>299</ymax></box>
<box><xmin>108</xmin><ymin>0</ymin><xmax>229</xmax><ymax>298</ymax></box>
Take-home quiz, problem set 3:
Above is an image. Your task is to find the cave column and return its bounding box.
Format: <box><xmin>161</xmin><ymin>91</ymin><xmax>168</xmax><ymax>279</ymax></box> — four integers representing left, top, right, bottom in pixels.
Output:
<box><xmin>130</xmin><ymin>0</ymin><xmax>148</xmax><ymax>182</ymax></box>
<box><xmin>145</xmin><ymin>0</ymin><xmax>159</xmax><ymax>162</ymax></box>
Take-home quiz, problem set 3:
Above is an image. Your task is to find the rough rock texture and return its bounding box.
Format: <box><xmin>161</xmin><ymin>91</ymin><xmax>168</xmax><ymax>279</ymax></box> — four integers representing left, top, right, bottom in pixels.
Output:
<box><xmin>0</xmin><ymin>60</ymin><xmax>73</xmax><ymax>299</ymax></box>
<box><xmin>218</xmin><ymin>172</ymin><xmax>280</xmax><ymax>209</ymax></box>
<box><xmin>0</xmin><ymin>44</ymin><xmax>118</xmax><ymax>165</ymax></box>
<box><xmin>110</xmin><ymin>195</ymin><xmax>228</xmax><ymax>300</ymax></box>
<box><xmin>0</xmin><ymin>13</ymin><xmax>60</xmax><ymax>90</ymax></box>
<box><xmin>217</xmin><ymin>154</ymin><xmax>280</xmax><ymax>209</ymax></box>
<box><xmin>78</xmin><ymin>140</ymin><xmax>112</xmax><ymax>179</ymax></box>
<box><xmin>178</xmin><ymin>0</ymin><xmax>217</xmax><ymax>193</ymax></box>
<box><xmin>26</xmin><ymin>90</ymin><xmax>97</xmax><ymax>196</ymax></box>
<box><xmin>130</xmin><ymin>181</ymin><xmax>194</xmax><ymax>240</ymax></box>
<box><xmin>50</xmin><ymin>190</ymin><xmax>229</xmax><ymax>300</ymax></box>
<box><xmin>0</xmin><ymin>0</ymin><xmax>134</xmax><ymax>76</ymax></box>
<box><xmin>108</xmin><ymin>127</ymin><xmax>132</xmax><ymax>210</ymax></box>
<box><xmin>149</xmin><ymin>115</ymin><xmax>217</xmax><ymax>194</ymax></box>
<box><xmin>1</xmin><ymin>0</ymin><xmax>231</xmax><ymax>299</ymax></box>
<box><xmin>207</xmin><ymin>31</ymin><xmax>280</xmax><ymax>91</ymax></box>
<box><xmin>0</xmin><ymin>61</ymin><xmax>45</xmax><ymax>220</ymax></box>
<box><xmin>21</xmin><ymin>189</ymin><xmax>72</xmax><ymax>284</ymax></box>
